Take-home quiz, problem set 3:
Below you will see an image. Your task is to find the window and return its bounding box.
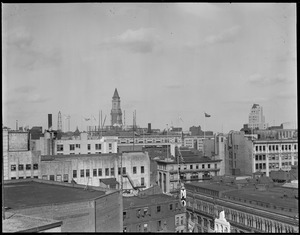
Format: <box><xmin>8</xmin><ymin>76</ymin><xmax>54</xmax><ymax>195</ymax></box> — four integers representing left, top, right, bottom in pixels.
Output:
<box><xmin>202</xmin><ymin>164</ymin><xmax>205</xmax><ymax>169</ymax></box>
<box><xmin>86</xmin><ymin>169</ymin><xmax>90</xmax><ymax>177</ymax></box>
<box><xmin>144</xmin><ymin>223</ymin><xmax>148</xmax><ymax>232</ymax></box>
<box><xmin>33</xmin><ymin>176</ymin><xmax>38</xmax><ymax>179</ymax></box>
<box><xmin>18</xmin><ymin>164</ymin><xmax>24</xmax><ymax>171</ymax></box>
<box><xmin>57</xmin><ymin>144</ymin><xmax>63</xmax><ymax>151</ymax></box>
<box><xmin>157</xmin><ymin>205</ymin><xmax>161</xmax><ymax>212</ymax></box>
<box><xmin>118</xmin><ymin>167</ymin><xmax>121</xmax><ymax>175</ymax></box>
<box><xmin>75</xmin><ymin>144</ymin><xmax>80</xmax><ymax>148</ymax></box>
<box><xmin>11</xmin><ymin>177</ymin><xmax>16</xmax><ymax>180</ymax></box>
<box><xmin>141</xmin><ymin>177</ymin><xmax>145</xmax><ymax>186</ymax></box>
<box><xmin>143</xmin><ymin>208</ymin><xmax>148</xmax><ymax>216</ymax></box>
<box><xmin>133</xmin><ymin>166</ymin><xmax>137</xmax><ymax>174</ymax></box>
<box><xmin>170</xmin><ymin>204</ymin><xmax>173</xmax><ymax>210</ymax></box>
<box><xmin>63</xmin><ymin>174</ymin><xmax>68</xmax><ymax>182</ymax></box>
<box><xmin>111</xmin><ymin>167</ymin><xmax>114</xmax><ymax>176</ymax></box>
<box><xmin>95</xmin><ymin>144</ymin><xmax>101</xmax><ymax>150</ymax></box>
<box><xmin>181</xmin><ymin>216</ymin><xmax>184</xmax><ymax>225</ymax></box>
<box><xmin>98</xmin><ymin>168</ymin><xmax>102</xmax><ymax>176</ymax></box>
<box><xmin>33</xmin><ymin>164</ymin><xmax>38</xmax><ymax>170</ymax></box>
<box><xmin>215</xmin><ymin>164</ymin><xmax>217</xmax><ymax>169</ymax></box>
<box><xmin>87</xmin><ymin>144</ymin><xmax>91</xmax><ymax>150</ymax></box>
<box><xmin>123</xmin><ymin>167</ymin><xmax>126</xmax><ymax>174</ymax></box>
<box><xmin>137</xmin><ymin>224</ymin><xmax>141</xmax><ymax>232</ymax></box>
<box><xmin>49</xmin><ymin>175</ymin><xmax>55</xmax><ymax>181</ymax></box>
<box><xmin>56</xmin><ymin>175</ymin><xmax>62</xmax><ymax>181</ymax></box>
<box><xmin>26</xmin><ymin>176</ymin><xmax>31</xmax><ymax>179</ymax></box>
<box><xmin>11</xmin><ymin>165</ymin><xmax>16</xmax><ymax>171</ymax></box>
<box><xmin>196</xmin><ymin>164</ymin><xmax>199</xmax><ymax>169</ymax></box>
<box><xmin>26</xmin><ymin>164</ymin><xmax>31</xmax><ymax>170</ymax></box>
<box><xmin>70</xmin><ymin>144</ymin><xmax>75</xmax><ymax>151</ymax></box>
<box><xmin>73</xmin><ymin>170</ymin><xmax>77</xmax><ymax>178</ymax></box>
<box><xmin>158</xmin><ymin>220</ymin><xmax>162</xmax><ymax>230</ymax></box>
<box><xmin>93</xmin><ymin>169</ymin><xmax>97</xmax><ymax>177</ymax></box>
<box><xmin>109</xmin><ymin>143</ymin><xmax>112</xmax><ymax>150</ymax></box>
<box><xmin>137</xmin><ymin>209</ymin><xmax>141</xmax><ymax>217</ymax></box>
<box><xmin>175</xmin><ymin>202</ymin><xmax>179</xmax><ymax>210</ymax></box>
<box><xmin>141</xmin><ymin>166</ymin><xmax>144</xmax><ymax>174</ymax></box>
<box><xmin>208</xmin><ymin>164</ymin><xmax>210</xmax><ymax>169</ymax></box>
<box><xmin>123</xmin><ymin>211</ymin><xmax>127</xmax><ymax>220</ymax></box>
<box><xmin>19</xmin><ymin>177</ymin><xmax>24</xmax><ymax>179</ymax></box>
<box><xmin>105</xmin><ymin>168</ymin><xmax>109</xmax><ymax>176</ymax></box>
<box><xmin>80</xmin><ymin>169</ymin><xmax>84</xmax><ymax>177</ymax></box>
<box><xmin>190</xmin><ymin>165</ymin><xmax>193</xmax><ymax>169</ymax></box>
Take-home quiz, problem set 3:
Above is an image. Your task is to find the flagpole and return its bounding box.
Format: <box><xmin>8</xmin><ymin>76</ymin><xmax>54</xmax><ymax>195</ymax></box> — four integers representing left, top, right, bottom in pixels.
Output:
<box><xmin>204</xmin><ymin>112</ymin><xmax>206</xmax><ymax>156</ymax></box>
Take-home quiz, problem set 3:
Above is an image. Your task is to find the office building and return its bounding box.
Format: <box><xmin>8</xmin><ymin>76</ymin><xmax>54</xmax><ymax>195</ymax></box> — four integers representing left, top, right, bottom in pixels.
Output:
<box><xmin>248</xmin><ymin>104</ymin><xmax>268</xmax><ymax>130</ymax></box>
<box><xmin>184</xmin><ymin>175</ymin><xmax>298</xmax><ymax>233</ymax></box>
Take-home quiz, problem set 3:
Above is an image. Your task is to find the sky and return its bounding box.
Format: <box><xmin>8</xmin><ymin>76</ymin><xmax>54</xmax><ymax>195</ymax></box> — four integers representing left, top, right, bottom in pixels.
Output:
<box><xmin>2</xmin><ymin>3</ymin><xmax>297</xmax><ymax>133</ymax></box>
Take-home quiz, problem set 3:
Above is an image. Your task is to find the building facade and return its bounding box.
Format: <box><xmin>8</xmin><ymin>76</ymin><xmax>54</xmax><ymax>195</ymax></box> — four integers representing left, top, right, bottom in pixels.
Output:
<box><xmin>248</xmin><ymin>104</ymin><xmax>268</xmax><ymax>130</ymax></box>
<box><xmin>40</xmin><ymin>151</ymin><xmax>150</xmax><ymax>191</ymax></box>
<box><xmin>156</xmin><ymin>152</ymin><xmax>222</xmax><ymax>194</ymax></box>
<box><xmin>184</xmin><ymin>176</ymin><xmax>298</xmax><ymax>233</ymax></box>
<box><xmin>123</xmin><ymin>192</ymin><xmax>186</xmax><ymax>232</ymax></box>
<box><xmin>111</xmin><ymin>88</ymin><xmax>123</xmax><ymax>127</ymax></box>
<box><xmin>3</xmin><ymin>128</ymin><xmax>41</xmax><ymax>180</ymax></box>
<box><xmin>252</xmin><ymin>139</ymin><xmax>298</xmax><ymax>176</ymax></box>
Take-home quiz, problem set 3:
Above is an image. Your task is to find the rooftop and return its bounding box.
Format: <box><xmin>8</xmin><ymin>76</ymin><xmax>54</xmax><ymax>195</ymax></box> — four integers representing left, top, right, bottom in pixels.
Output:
<box><xmin>156</xmin><ymin>155</ymin><xmax>221</xmax><ymax>164</ymax></box>
<box><xmin>4</xmin><ymin>180</ymin><xmax>106</xmax><ymax>210</ymax></box>
<box><xmin>3</xmin><ymin>212</ymin><xmax>62</xmax><ymax>233</ymax></box>
<box><xmin>123</xmin><ymin>193</ymin><xmax>179</xmax><ymax>209</ymax></box>
<box><xmin>41</xmin><ymin>153</ymin><xmax>120</xmax><ymax>161</ymax></box>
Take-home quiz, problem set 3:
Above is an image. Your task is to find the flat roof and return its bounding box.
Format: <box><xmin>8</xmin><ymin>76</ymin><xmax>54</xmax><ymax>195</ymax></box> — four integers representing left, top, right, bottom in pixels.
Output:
<box><xmin>223</xmin><ymin>187</ymin><xmax>298</xmax><ymax>209</ymax></box>
<box><xmin>123</xmin><ymin>194</ymin><xmax>179</xmax><ymax>209</ymax></box>
<box><xmin>4</xmin><ymin>181</ymin><xmax>106</xmax><ymax>210</ymax></box>
<box><xmin>41</xmin><ymin>153</ymin><xmax>120</xmax><ymax>161</ymax></box>
<box><xmin>3</xmin><ymin>212</ymin><xmax>62</xmax><ymax>233</ymax></box>
<box><xmin>186</xmin><ymin>182</ymin><xmax>236</xmax><ymax>192</ymax></box>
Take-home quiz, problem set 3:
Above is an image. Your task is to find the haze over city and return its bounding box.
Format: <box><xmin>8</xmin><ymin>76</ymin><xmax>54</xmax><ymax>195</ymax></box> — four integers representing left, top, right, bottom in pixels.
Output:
<box><xmin>2</xmin><ymin>3</ymin><xmax>297</xmax><ymax>133</ymax></box>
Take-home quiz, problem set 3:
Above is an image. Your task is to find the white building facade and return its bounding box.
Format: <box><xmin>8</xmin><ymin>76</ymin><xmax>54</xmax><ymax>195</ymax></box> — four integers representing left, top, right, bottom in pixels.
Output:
<box><xmin>248</xmin><ymin>104</ymin><xmax>268</xmax><ymax>130</ymax></box>
<box><xmin>252</xmin><ymin>139</ymin><xmax>298</xmax><ymax>176</ymax></box>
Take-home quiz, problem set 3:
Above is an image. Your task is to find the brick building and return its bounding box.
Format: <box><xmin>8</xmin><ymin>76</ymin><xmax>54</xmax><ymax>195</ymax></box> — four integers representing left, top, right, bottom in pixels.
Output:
<box><xmin>122</xmin><ymin>186</ymin><xmax>186</xmax><ymax>232</ymax></box>
<box><xmin>3</xmin><ymin>179</ymin><xmax>123</xmax><ymax>232</ymax></box>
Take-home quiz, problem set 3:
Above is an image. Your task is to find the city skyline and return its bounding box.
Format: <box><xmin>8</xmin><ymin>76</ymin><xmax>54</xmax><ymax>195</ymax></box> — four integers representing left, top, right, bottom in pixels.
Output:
<box><xmin>2</xmin><ymin>3</ymin><xmax>297</xmax><ymax>133</ymax></box>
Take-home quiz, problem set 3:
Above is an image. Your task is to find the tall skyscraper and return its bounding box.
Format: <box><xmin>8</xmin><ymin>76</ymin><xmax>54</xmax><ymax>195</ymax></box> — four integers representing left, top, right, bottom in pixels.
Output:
<box><xmin>111</xmin><ymin>88</ymin><xmax>123</xmax><ymax>127</ymax></box>
<box><xmin>248</xmin><ymin>104</ymin><xmax>268</xmax><ymax>130</ymax></box>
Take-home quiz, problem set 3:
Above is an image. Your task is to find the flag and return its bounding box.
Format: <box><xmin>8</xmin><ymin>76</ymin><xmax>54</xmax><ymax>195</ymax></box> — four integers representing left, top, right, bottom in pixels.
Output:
<box><xmin>205</xmin><ymin>113</ymin><xmax>211</xmax><ymax>118</ymax></box>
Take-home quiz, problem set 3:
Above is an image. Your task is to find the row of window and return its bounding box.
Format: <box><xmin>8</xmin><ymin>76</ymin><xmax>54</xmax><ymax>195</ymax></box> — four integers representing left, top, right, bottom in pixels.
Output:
<box><xmin>255</xmin><ymin>144</ymin><xmax>297</xmax><ymax>152</ymax></box>
<box><xmin>57</xmin><ymin>143</ymin><xmax>113</xmax><ymax>152</ymax></box>
<box><xmin>188</xmin><ymin>200</ymin><xmax>295</xmax><ymax>233</ymax></box>
<box><xmin>72</xmin><ymin>166</ymin><xmax>145</xmax><ymax>178</ymax></box>
<box><xmin>11</xmin><ymin>176</ymin><xmax>39</xmax><ymax>180</ymax></box>
<box><xmin>11</xmin><ymin>164</ymin><xmax>38</xmax><ymax>171</ymax></box>
<box><xmin>42</xmin><ymin>174</ymin><xmax>69</xmax><ymax>182</ymax></box>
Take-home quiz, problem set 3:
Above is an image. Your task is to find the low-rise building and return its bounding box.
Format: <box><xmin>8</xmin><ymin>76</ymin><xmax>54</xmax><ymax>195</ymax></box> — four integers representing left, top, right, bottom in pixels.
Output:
<box><xmin>156</xmin><ymin>149</ymin><xmax>222</xmax><ymax>194</ymax></box>
<box><xmin>184</xmin><ymin>175</ymin><xmax>298</xmax><ymax>233</ymax></box>
<box><xmin>3</xmin><ymin>179</ymin><xmax>123</xmax><ymax>232</ymax></box>
<box><xmin>40</xmin><ymin>151</ymin><xmax>150</xmax><ymax>191</ymax></box>
<box><xmin>3</xmin><ymin>213</ymin><xmax>62</xmax><ymax>233</ymax></box>
<box><xmin>122</xmin><ymin>186</ymin><xmax>186</xmax><ymax>232</ymax></box>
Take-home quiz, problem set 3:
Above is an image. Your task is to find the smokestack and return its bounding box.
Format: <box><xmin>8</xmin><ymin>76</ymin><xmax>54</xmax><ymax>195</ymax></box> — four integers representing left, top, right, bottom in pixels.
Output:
<box><xmin>148</xmin><ymin>123</ymin><xmax>151</xmax><ymax>133</ymax></box>
<box><xmin>48</xmin><ymin>114</ymin><xmax>52</xmax><ymax>130</ymax></box>
<box><xmin>16</xmin><ymin>120</ymin><xmax>18</xmax><ymax>131</ymax></box>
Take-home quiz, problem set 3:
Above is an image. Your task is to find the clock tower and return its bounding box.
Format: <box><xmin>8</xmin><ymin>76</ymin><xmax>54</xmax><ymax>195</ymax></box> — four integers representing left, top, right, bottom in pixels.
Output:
<box><xmin>111</xmin><ymin>88</ymin><xmax>123</xmax><ymax>127</ymax></box>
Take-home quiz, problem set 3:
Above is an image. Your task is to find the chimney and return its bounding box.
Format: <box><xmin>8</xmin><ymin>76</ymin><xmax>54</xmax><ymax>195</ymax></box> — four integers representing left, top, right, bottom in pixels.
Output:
<box><xmin>48</xmin><ymin>114</ymin><xmax>52</xmax><ymax>130</ymax></box>
<box><xmin>148</xmin><ymin>123</ymin><xmax>151</xmax><ymax>133</ymax></box>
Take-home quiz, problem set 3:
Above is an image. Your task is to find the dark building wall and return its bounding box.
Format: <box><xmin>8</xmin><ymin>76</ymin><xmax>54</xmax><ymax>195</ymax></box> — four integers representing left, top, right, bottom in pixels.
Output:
<box><xmin>10</xmin><ymin>191</ymin><xmax>123</xmax><ymax>232</ymax></box>
<box><xmin>95</xmin><ymin>191</ymin><xmax>123</xmax><ymax>232</ymax></box>
<box><xmin>123</xmin><ymin>197</ymin><xmax>184</xmax><ymax>232</ymax></box>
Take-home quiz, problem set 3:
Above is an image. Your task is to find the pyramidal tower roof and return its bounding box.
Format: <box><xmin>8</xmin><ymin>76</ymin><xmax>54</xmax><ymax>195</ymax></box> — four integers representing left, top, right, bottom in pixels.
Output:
<box><xmin>113</xmin><ymin>88</ymin><xmax>120</xmax><ymax>99</ymax></box>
